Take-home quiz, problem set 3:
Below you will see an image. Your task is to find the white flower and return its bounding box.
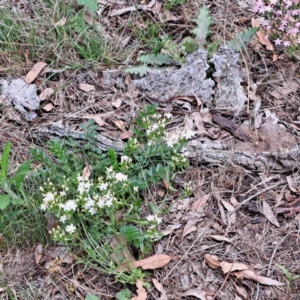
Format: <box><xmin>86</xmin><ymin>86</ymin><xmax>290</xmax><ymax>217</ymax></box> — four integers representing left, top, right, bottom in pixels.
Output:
<box><xmin>65</xmin><ymin>224</ymin><xmax>76</xmax><ymax>234</ymax></box>
<box><xmin>77</xmin><ymin>175</ymin><xmax>84</xmax><ymax>182</ymax></box>
<box><xmin>84</xmin><ymin>197</ymin><xmax>95</xmax><ymax>210</ymax></box>
<box><xmin>43</xmin><ymin>192</ymin><xmax>55</xmax><ymax>203</ymax></box>
<box><xmin>60</xmin><ymin>215</ymin><xmax>67</xmax><ymax>223</ymax></box>
<box><xmin>60</xmin><ymin>191</ymin><xmax>67</xmax><ymax>197</ymax></box>
<box><xmin>165</xmin><ymin>112</ymin><xmax>173</xmax><ymax>119</ymax></box>
<box><xmin>121</xmin><ymin>155</ymin><xmax>132</xmax><ymax>163</ymax></box>
<box><xmin>63</xmin><ymin>200</ymin><xmax>77</xmax><ymax>211</ymax></box>
<box><xmin>146</xmin><ymin>215</ymin><xmax>155</xmax><ymax>222</ymax></box>
<box><xmin>115</xmin><ymin>172</ymin><xmax>128</xmax><ymax>182</ymax></box>
<box><xmin>184</xmin><ymin>129</ymin><xmax>195</xmax><ymax>140</ymax></box>
<box><xmin>77</xmin><ymin>180</ymin><xmax>92</xmax><ymax>194</ymax></box>
<box><xmin>97</xmin><ymin>198</ymin><xmax>105</xmax><ymax>208</ymax></box>
<box><xmin>41</xmin><ymin>203</ymin><xmax>47</xmax><ymax>210</ymax></box>
<box><xmin>133</xmin><ymin>186</ymin><xmax>139</xmax><ymax>192</ymax></box>
<box><xmin>106</xmin><ymin>166</ymin><xmax>113</xmax><ymax>174</ymax></box>
<box><xmin>147</xmin><ymin>214</ymin><xmax>162</xmax><ymax>224</ymax></box>
<box><xmin>98</xmin><ymin>182</ymin><xmax>109</xmax><ymax>191</ymax></box>
<box><xmin>106</xmin><ymin>198</ymin><xmax>113</xmax><ymax>207</ymax></box>
<box><xmin>89</xmin><ymin>207</ymin><xmax>96</xmax><ymax>215</ymax></box>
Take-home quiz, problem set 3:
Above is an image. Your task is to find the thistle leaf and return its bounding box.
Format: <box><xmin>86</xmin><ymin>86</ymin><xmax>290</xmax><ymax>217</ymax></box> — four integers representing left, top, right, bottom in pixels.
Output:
<box><xmin>125</xmin><ymin>65</ymin><xmax>148</xmax><ymax>76</ymax></box>
<box><xmin>227</xmin><ymin>27</ymin><xmax>258</xmax><ymax>51</ymax></box>
<box><xmin>137</xmin><ymin>54</ymin><xmax>176</xmax><ymax>66</ymax></box>
<box><xmin>192</xmin><ymin>6</ymin><xmax>212</xmax><ymax>46</ymax></box>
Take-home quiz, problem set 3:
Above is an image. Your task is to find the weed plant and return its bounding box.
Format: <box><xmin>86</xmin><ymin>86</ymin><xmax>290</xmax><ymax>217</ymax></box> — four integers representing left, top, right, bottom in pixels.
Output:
<box><xmin>28</xmin><ymin>104</ymin><xmax>193</xmax><ymax>282</ymax></box>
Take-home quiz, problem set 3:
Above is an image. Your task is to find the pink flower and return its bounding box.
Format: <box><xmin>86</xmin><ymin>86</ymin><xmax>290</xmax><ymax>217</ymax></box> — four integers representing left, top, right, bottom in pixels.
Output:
<box><xmin>274</xmin><ymin>38</ymin><xmax>282</xmax><ymax>45</ymax></box>
<box><xmin>287</xmin><ymin>27</ymin><xmax>298</xmax><ymax>35</ymax></box>
<box><xmin>270</xmin><ymin>0</ymin><xmax>277</xmax><ymax>4</ymax></box>
<box><xmin>276</xmin><ymin>10</ymin><xmax>282</xmax><ymax>15</ymax></box>
<box><xmin>297</xmin><ymin>38</ymin><xmax>300</xmax><ymax>44</ymax></box>
<box><xmin>285</xmin><ymin>0</ymin><xmax>293</xmax><ymax>8</ymax></box>
<box><xmin>295</xmin><ymin>22</ymin><xmax>300</xmax><ymax>28</ymax></box>
<box><xmin>283</xmin><ymin>41</ymin><xmax>291</xmax><ymax>46</ymax></box>
<box><xmin>291</xmin><ymin>10</ymin><xmax>299</xmax><ymax>16</ymax></box>
<box><xmin>264</xmin><ymin>5</ymin><xmax>272</xmax><ymax>12</ymax></box>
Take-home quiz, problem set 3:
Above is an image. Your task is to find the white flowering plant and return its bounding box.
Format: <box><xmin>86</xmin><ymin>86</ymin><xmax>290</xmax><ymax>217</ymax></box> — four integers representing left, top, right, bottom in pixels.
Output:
<box><xmin>253</xmin><ymin>0</ymin><xmax>300</xmax><ymax>55</ymax></box>
<box><xmin>30</xmin><ymin>104</ymin><xmax>192</xmax><ymax>280</ymax></box>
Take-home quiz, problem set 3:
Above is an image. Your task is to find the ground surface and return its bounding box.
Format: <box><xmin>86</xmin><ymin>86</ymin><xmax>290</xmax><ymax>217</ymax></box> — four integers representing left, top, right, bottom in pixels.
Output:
<box><xmin>1</xmin><ymin>0</ymin><xmax>300</xmax><ymax>299</ymax></box>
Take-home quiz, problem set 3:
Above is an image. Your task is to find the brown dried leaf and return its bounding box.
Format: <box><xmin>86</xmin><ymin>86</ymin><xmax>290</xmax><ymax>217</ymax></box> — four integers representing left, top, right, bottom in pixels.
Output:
<box><xmin>159</xmin><ymin>10</ymin><xmax>178</xmax><ymax>22</ymax></box>
<box><xmin>113</xmin><ymin>120</ymin><xmax>126</xmax><ymax>131</ymax></box>
<box><xmin>133</xmin><ymin>254</ymin><xmax>172</xmax><ymax>270</ymax></box>
<box><xmin>233</xmin><ymin>269</ymin><xmax>284</xmax><ymax>286</ymax></box>
<box><xmin>230</xmin><ymin>196</ymin><xmax>239</xmax><ymax>207</ymax></box>
<box><xmin>262</xmin><ymin>201</ymin><xmax>279</xmax><ymax>227</ymax></box>
<box><xmin>183</xmin><ymin>289</ymin><xmax>206</xmax><ymax>300</ymax></box>
<box><xmin>182</xmin><ymin>224</ymin><xmax>197</xmax><ymax>239</ymax></box>
<box><xmin>34</xmin><ymin>243</ymin><xmax>43</xmax><ymax>265</ymax></box>
<box><xmin>210</xmin><ymin>235</ymin><xmax>231</xmax><ymax>243</ymax></box>
<box><xmin>24</xmin><ymin>62</ymin><xmax>48</xmax><ymax>84</ymax></box>
<box><xmin>252</xmin><ymin>18</ymin><xmax>274</xmax><ymax>51</ymax></box>
<box><xmin>43</xmin><ymin>103</ymin><xmax>54</xmax><ymax>112</ymax></box>
<box><xmin>54</xmin><ymin>17</ymin><xmax>66</xmax><ymax>27</ymax></box>
<box><xmin>270</xmin><ymin>79</ymin><xmax>300</xmax><ymax>100</ymax></box>
<box><xmin>131</xmin><ymin>279</ymin><xmax>147</xmax><ymax>300</ymax></box>
<box><xmin>152</xmin><ymin>279</ymin><xmax>168</xmax><ymax>300</ymax></box>
<box><xmin>234</xmin><ymin>284</ymin><xmax>248</xmax><ymax>299</ymax></box>
<box><xmin>204</xmin><ymin>254</ymin><xmax>220</xmax><ymax>269</ymax></box>
<box><xmin>79</xmin><ymin>83</ymin><xmax>95</xmax><ymax>92</ymax></box>
<box><xmin>220</xmin><ymin>261</ymin><xmax>249</xmax><ymax>273</ymax></box>
<box><xmin>158</xmin><ymin>188</ymin><xmax>166</xmax><ymax>198</ymax></box>
<box><xmin>285</xmin><ymin>189</ymin><xmax>298</xmax><ymax>202</ymax></box>
<box><xmin>119</xmin><ymin>131</ymin><xmax>133</xmax><ymax>140</ymax></box>
<box><xmin>82</xmin><ymin>115</ymin><xmax>104</xmax><ymax>127</ymax></box>
<box><xmin>110</xmin><ymin>235</ymin><xmax>136</xmax><ymax>271</ymax></box>
<box><xmin>222</xmin><ymin>200</ymin><xmax>236</xmax><ymax>226</ymax></box>
<box><xmin>39</xmin><ymin>88</ymin><xmax>54</xmax><ymax>101</ymax></box>
<box><xmin>82</xmin><ymin>164</ymin><xmax>91</xmax><ymax>180</ymax></box>
<box><xmin>112</xmin><ymin>98</ymin><xmax>122</xmax><ymax>108</ymax></box>
<box><xmin>192</xmin><ymin>112</ymin><xmax>207</xmax><ymax>134</ymax></box>
<box><xmin>191</xmin><ymin>194</ymin><xmax>210</xmax><ymax>211</ymax></box>
<box><xmin>287</xmin><ymin>175</ymin><xmax>298</xmax><ymax>193</ymax></box>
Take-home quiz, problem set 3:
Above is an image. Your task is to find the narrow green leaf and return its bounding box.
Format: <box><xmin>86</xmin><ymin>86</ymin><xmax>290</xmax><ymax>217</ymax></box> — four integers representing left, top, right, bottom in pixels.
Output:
<box><xmin>192</xmin><ymin>6</ymin><xmax>212</xmax><ymax>46</ymax></box>
<box><xmin>227</xmin><ymin>27</ymin><xmax>258</xmax><ymax>51</ymax></box>
<box><xmin>1</xmin><ymin>141</ymin><xmax>10</xmax><ymax>179</ymax></box>
<box><xmin>137</xmin><ymin>54</ymin><xmax>176</xmax><ymax>66</ymax></box>
<box><xmin>0</xmin><ymin>194</ymin><xmax>10</xmax><ymax>210</ymax></box>
<box><xmin>125</xmin><ymin>65</ymin><xmax>148</xmax><ymax>76</ymax></box>
<box><xmin>12</xmin><ymin>160</ymin><xmax>31</xmax><ymax>189</ymax></box>
<box><xmin>77</xmin><ymin>0</ymin><xmax>98</xmax><ymax>12</ymax></box>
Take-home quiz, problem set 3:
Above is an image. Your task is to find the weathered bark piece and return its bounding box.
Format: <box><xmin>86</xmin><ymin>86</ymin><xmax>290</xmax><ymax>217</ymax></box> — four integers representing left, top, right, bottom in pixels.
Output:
<box><xmin>211</xmin><ymin>47</ymin><xmax>248</xmax><ymax>109</ymax></box>
<box><xmin>30</xmin><ymin>121</ymin><xmax>125</xmax><ymax>154</ymax></box>
<box><xmin>183</xmin><ymin>138</ymin><xmax>300</xmax><ymax>172</ymax></box>
<box><xmin>131</xmin><ymin>49</ymin><xmax>215</xmax><ymax>104</ymax></box>
<box><xmin>0</xmin><ymin>78</ymin><xmax>40</xmax><ymax>121</ymax></box>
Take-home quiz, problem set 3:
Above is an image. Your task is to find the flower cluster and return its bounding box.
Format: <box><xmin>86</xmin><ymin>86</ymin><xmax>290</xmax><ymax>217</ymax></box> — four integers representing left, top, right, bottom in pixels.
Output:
<box><xmin>253</xmin><ymin>0</ymin><xmax>300</xmax><ymax>51</ymax></box>
<box><xmin>40</xmin><ymin>164</ymin><xmax>135</xmax><ymax>240</ymax></box>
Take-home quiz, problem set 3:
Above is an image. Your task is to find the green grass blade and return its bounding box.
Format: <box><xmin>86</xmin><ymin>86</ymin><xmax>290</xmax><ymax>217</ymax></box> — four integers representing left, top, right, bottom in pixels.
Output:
<box><xmin>1</xmin><ymin>141</ymin><xmax>10</xmax><ymax>179</ymax></box>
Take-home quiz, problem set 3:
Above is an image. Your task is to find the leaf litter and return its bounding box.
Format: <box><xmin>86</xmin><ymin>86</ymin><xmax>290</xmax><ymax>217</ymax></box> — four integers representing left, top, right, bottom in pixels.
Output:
<box><xmin>2</xmin><ymin>0</ymin><xmax>300</xmax><ymax>299</ymax></box>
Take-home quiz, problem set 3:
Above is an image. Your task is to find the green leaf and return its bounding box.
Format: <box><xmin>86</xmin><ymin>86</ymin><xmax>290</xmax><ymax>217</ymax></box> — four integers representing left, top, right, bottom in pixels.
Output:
<box><xmin>181</xmin><ymin>37</ymin><xmax>199</xmax><ymax>53</ymax></box>
<box><xmin>12</xmin><ymin>160</ymin><xmax>31</xmax><ymax>189</ymax></box>
<box><xmin>1</xmin><ymin>141</ymin><xmax>10</xmax><ymax>179</ymax></box>
<box><xmin>10</xmin><ymin>196</ymin><xmax>21</xmax><ymax>205</ymax></box>
<box><xmin>192</xmin><ymin>6</ymin><xmax>212</xmax><ymax>46</ymax></box>
<box><xmin>227</xmin><ymin>27</ymin><xmax>258</xmax><ymax>51</ymax></box>
<box><xmin>77</xmin><ymin>0</ymin><xmax>98</xmax><ymax>12</ymax></box>
<box><xmin>137</xmin><ymin>54</ymin><xmax>176</xmax><ymax>66</ymax></box>
<box><xmin>125</xmin><ymin>65</ymin><xmax>148</xmax><ymax>76</ymax></box>
<box><xmin>116</xmin><ymin>289</ymin><xmax>131</xmax><ymax>300</ymax></box>
<box><xmin>0</xmin><ymin>194</ymin><xmax>10</xmax><ymax>210</ymax></box>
